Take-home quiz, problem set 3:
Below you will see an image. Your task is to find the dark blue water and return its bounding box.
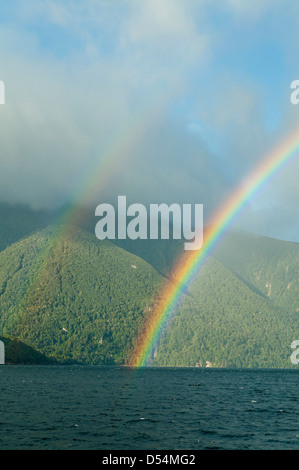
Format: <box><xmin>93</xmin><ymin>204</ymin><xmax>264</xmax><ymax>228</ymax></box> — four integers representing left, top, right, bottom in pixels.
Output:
<box><xmin>0</xmin><ymin>366</ymin><xmax>298</xmax><ymax>450</ymax></box>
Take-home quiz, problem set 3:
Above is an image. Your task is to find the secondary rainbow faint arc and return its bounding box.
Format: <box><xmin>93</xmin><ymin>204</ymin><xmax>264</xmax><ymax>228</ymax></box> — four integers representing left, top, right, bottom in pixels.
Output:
<box><xmin>14</xmin><ymin>101</ymin><xmax>165</xmax><ymax>318</ymax></box>
<box><xmin>129</xmin><ymin>128</ymin><xmax>299</xmax><ymax>367</ymax></box>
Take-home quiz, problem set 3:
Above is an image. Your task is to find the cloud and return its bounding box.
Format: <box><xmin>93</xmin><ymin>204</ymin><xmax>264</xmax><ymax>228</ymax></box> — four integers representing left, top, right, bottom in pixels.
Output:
<box><xmin>0</xmin><ymin>1</ymin><xmax>298</xmax><ymax>241</ymax></box>
<box><xmin>0</xmin><ymin>0</ymin><xmax>211</xmax><ymax>209</ymax></box>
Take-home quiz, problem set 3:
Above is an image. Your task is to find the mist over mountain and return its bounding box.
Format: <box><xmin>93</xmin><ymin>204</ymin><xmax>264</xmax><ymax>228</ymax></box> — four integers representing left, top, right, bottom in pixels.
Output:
<box><xmin>0</xmin><ymin>202</ymin><xmax>56</xmax><ymax>252</ymax></box>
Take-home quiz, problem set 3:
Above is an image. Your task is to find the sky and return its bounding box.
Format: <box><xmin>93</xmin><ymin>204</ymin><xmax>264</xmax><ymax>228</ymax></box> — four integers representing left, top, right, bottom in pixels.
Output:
<box><xmin>0</xmin><ymin>0</ymin><xmax>299</xmax><ymax>242</ymax></box>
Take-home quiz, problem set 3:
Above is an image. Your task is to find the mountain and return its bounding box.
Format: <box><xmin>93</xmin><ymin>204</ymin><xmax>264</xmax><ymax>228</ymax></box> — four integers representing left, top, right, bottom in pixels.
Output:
<box><xmin>0</xmin><ymin>224</ymin><xmax>163</xmax><ymax>364</ymax></box>
<box><xmin>153</xmin><ymin>256</ymin><xmax>298</xmax><ymax>368</ymax></box>
<box><xmin>0</xmin><ymin>203</ymin><xmax>298</xmax><ymax>367</ymax></box>
<box><xmin>64</xmin><ymin>203</ymin><xmax>186</xmax><ymax>277</ymax></box>
<box><xmin>212</xmin><ymin>230</ymin><xmax>299</xmax><ymax>314</ymax></box>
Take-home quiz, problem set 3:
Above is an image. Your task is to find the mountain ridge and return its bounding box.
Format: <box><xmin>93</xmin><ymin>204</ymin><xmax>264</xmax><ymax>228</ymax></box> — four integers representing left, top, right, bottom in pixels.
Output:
<box><xmin>0</xmin><ymin>204</ymin><xmax>297</xmax><ymax>367</ymax></box>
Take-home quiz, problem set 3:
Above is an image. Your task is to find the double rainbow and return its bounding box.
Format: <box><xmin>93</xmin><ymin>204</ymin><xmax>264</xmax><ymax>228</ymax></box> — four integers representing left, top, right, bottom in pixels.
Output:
<box><xmin>129</xmin><ymin>128</ymin><xmax>299</xmax><ymax>367</ymax></box>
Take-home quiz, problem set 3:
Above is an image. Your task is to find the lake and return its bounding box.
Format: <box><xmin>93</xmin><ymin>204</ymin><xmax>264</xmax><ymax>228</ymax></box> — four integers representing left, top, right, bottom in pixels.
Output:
<box><xmin>0</xmin><ymin>366</ymin><xmax>298</xmax><ymax>450</ymax></box>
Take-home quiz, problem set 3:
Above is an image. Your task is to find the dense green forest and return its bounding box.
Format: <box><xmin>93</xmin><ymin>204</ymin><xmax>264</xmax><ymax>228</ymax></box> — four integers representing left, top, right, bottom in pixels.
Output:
<box><xmin>153</xmin><ymin>257</ymin><xmax>297</xmax><ymax>368</ymax></box>
<box><xmin>0</xmin><ymin>203</ymin><xmax>298</xmax><ymax>368</ymax></box>
<box><xmin>0</xmin><ymin>224</ymin><xmax>163</xmax><ymax>364</ymax></box>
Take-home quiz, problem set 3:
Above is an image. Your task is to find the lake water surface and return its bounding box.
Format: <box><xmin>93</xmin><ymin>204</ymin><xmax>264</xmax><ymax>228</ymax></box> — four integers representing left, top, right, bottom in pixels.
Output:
<box><xmin>0</xmin><ymin>366</ymin><xmax>298</xmax><ymax>450</ymax></box>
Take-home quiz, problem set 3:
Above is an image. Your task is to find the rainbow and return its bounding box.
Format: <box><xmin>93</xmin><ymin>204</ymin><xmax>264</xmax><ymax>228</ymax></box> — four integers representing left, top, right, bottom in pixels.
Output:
<box><xmin>129</xmin><ymin>127</ymin><xmax>299</xmax><ymax>367</ymax></box>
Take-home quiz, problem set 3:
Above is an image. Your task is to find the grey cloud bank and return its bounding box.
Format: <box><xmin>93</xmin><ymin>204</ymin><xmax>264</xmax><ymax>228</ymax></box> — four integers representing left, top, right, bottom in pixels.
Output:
<box><xmin>0</xmin><ymin>0</ymin><xmax>298</xmax><ymax>242</ymax></box>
